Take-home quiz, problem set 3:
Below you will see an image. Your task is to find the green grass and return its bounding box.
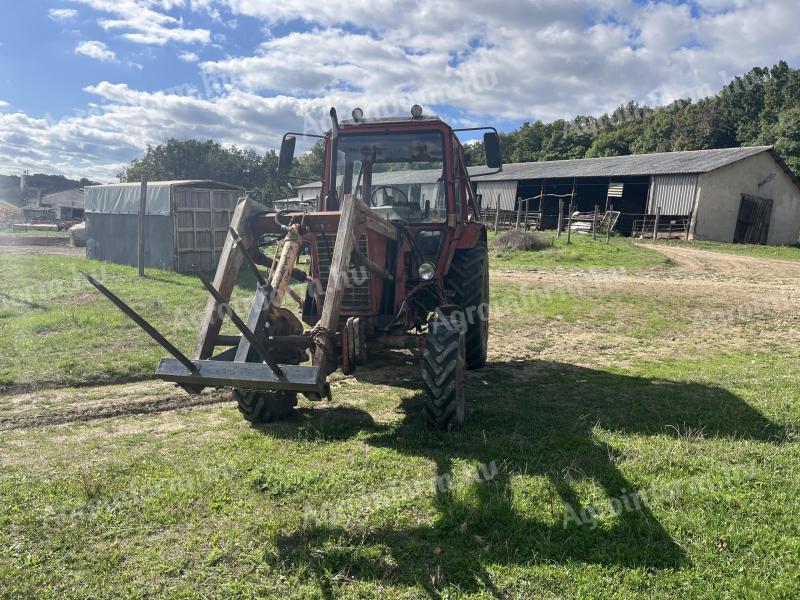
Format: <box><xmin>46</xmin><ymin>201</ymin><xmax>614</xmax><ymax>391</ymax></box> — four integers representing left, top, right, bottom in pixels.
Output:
<box><xmin>658</xmin><ymin>239</ymin><xmax>800</xmax><ymax>261</ymax></box>
<box><xmin>489</xmin><ymin>231</ymin><xmax>668</xmax><ymax>271</ymax></box>
<box><xmin>0</xmin><ymin>255</ymin><xmax>271</xmax><ymax>390</ymax></box>
<box><xmin>1</xmin><ymin>252</ymin><xmax>799</xmax><ymax>598</ymax></box>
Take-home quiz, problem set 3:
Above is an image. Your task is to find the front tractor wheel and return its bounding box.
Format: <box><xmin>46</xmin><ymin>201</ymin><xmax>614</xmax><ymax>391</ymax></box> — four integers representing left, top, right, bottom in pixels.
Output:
<box><xmin>422</xmin><ymin>314</ymin><xmax>466</xmax><ymax>431</ymax></box>
<box><xmin>233</xmin><ymin>389</ymin><xmax>297</xmax><ymax>424</ymax></box>
<box><xmin>446</xmin><ymin>240</ymin><xmax>489</xmax><ymax>369</ymax></box>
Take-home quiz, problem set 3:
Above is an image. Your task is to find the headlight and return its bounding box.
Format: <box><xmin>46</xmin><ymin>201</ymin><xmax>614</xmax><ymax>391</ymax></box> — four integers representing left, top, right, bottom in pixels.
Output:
<box><xmin>418</xmin><ymin>262</ymin><xmax>436</xmax><ymax>281</ymax></box>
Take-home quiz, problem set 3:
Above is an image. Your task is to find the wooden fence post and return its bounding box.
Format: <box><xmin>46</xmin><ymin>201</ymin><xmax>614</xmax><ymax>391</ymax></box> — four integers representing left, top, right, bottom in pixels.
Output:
<box><xmin>523</xmin><ymin>198</ymin><xmax>529</xmax><ymax>230</ymax></box>
<box><xmin>557</xmin><ymin>199</ymin><xmax>564</xmax><ymax>237</ymax></box>
<box><xmin>138</xmin><ymin>176</ymin><xmax>147</xmax><ymax>277</ymax></box>
<box><xmin>592</xmin><ymin>204</ymin><xmax>599</xmax><ymax>241</ymax></box>
<box><xmin>653</xmin><ymin>206</ymin><xmax>661</xmax><ymax>242</ymax></box>
<box><xmin>606</xmin><ymin>204</ymin><xmax>613</xmax><ymax>244</ymax></box>
<box><xmin>493</xmin><ymin>194</ymin><xmax>501</xmax><ymax>233</ymax></box>
<box><xmin>515</xmin><ymin>197</ymin><xmax>522</xmax><ymax>230</ymax></box>
<box><xmin>566</xmin><ymin>201</ymin><xmax>574</xmax><ymax>244</ymax></box>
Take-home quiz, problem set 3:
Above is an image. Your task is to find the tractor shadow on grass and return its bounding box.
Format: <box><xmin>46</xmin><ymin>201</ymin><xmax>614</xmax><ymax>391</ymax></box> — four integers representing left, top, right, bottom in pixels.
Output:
<box><xmin>251</xmin><ymin>404</ymin><xmax>385</xmax><ymax>442</ymax></box>
<box><xmin>274</xmin><ymin>355</ymin><xmax>786</xmax><ymax>598</ymax></box>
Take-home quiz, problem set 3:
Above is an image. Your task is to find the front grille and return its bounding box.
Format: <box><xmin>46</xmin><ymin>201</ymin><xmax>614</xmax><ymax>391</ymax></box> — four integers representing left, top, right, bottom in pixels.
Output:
<box><xmin>316</xmin><ymin>234</ymin><xmax>371</xmax><ymax>311</ymax></box>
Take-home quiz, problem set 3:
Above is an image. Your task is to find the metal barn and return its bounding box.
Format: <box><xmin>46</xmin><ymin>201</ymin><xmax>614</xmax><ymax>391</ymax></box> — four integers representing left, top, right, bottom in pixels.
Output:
<box><xmin>85</xmin><ymin>180</ymin><xmax>243</xmax><ymax>272</ymax></box>
<box><xmin>472</xmin><ymin>146</ymin><xmax>800</xmax><ymax>245</ymax></box>
<box><xmin>293</xmin><ymin>146</ymin><xmax>800</xmax><ymax>245</ymax></box>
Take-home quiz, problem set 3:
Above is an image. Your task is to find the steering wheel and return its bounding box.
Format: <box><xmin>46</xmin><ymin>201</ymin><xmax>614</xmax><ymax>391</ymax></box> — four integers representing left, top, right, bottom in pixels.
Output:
<box><xmin>370</xmin><ymin>185</ymin><xmax>409</xmax><ymax>207</ymax></box>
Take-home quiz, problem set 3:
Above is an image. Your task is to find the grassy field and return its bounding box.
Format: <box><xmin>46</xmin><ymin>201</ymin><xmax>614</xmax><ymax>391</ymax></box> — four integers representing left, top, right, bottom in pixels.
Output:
<box><xmin>1</xmin><ymin>245</ymin><xmax>799</xmax><ymax>598</ymax></box>
<box><xmin>0</xmin><ymin>254</ymin><xmax>297</xmax><ymax>390</ymax></box>
<box><xmin>488</xmin><ymin>231</ymin><xmax>668</xmax><ymax>270</ymax></box>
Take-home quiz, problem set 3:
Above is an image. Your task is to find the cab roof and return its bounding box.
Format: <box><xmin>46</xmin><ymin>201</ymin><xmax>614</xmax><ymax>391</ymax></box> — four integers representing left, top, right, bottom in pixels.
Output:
<box><xmin>339</xmin><ymin>115</ymin><xmax>444</xmax><ymax>127</ymax></box>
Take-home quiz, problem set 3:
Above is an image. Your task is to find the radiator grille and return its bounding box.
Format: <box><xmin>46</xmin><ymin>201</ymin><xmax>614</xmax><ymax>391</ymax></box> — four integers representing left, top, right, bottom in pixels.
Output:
<box><xmin>316</xmin><ymin>234</ymin><xmax>371</xmax><ymax>311</ymax></box>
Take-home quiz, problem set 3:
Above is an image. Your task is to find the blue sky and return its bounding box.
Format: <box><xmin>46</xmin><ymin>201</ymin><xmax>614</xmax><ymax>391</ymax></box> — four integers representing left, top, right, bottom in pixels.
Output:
<box><xmin>0</xmin><ymin>0</ymin><xmax>798</xmax><ymax>181</ymax></box>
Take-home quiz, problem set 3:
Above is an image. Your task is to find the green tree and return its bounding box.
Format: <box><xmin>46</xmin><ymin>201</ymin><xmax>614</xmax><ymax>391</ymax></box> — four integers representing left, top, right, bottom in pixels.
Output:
<box><xmin>772</xmin><ymin>107</ymin><xmax>800</xmax><ymax>174</ymax></box>
<box><xmin>291</xmin><ymin>140</ymin><xmax>325</xmax><ymax>182</ymax></box>
<box><xmin>118</xmin><ymin>139</ymin><xmax>290</xmax><ymax>206</ymax></box>
<box><xmin>585</xmin><ymin>127</ymin><xmax>636</xmax><ymax>157</ymax></box>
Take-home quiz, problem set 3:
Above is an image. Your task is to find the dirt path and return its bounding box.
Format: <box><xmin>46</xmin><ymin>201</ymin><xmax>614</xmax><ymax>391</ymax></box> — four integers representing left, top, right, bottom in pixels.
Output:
<box><xmin>0</xmin><ymin>381</ymin><xmax>230</xmax><ymax>432</ymax></box>
<box><xmin>491</xmin><ymin>244</ymin><xmax>800</xmax><ymax>302</ymax></box>
<box><xmin>645</xmin><ymin>244</ymin><xmax>800</xmax><ymax>282</ymax></box>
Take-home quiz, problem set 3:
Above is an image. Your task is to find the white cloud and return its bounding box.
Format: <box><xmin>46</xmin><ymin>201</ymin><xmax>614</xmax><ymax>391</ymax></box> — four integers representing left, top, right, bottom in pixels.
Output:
<box><xmin>178</xmin><ymin>51</ymin><xmax>199</xmax><ymax>62</ymax></box>
<box><xmin>73</xmin><ymin>0</ymin><xmax>211</xmax><ymax>46</ymax></box>
<box><xmin>0</xmin><ymin>101</ymin><xmax>9</xmax><ymax>110</ymax></box>
<box><xmin>48</xmin><ymin>8</ymin><xmax>79</xmax><ymax>21</ymax></box>
<box><xmin>75</xmin><ymin>40</ymin><xmax>117</xmax><ymax>62</ymax></box>
<box><xmin>2</xmin><ymin>0</ymin><xmax>799</xmax><ymax>180</ymax></box>
<box><xmin>0</xmin><ymin>83</ymin><xmax>328</xmax><ymax>180</ymax></box>
<box><xmin>201</xmin><ymin>0</ymin><xmax>800</xmax><ymax>121</ymax></box>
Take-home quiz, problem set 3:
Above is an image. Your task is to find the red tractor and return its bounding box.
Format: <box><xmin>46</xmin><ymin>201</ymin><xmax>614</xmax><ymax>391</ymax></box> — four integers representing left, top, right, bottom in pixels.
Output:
<box><xmin>86</xmin><ymin>106</ymin><xmax>502</xmax><ymax>430</ymax></box>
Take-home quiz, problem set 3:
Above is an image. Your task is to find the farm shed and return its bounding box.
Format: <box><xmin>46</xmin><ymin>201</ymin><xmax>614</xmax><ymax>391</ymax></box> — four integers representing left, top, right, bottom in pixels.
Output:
<box><xmin>22</xmin><ymin>189</ymin><xmax>85</xmax><ymax>223</ymax></box>
<box><xmin>294</xmin><ymin>181</ymin><xmax>322</xmax><ymax>204</ymax></box>
<box><xmin>84</xmin><ymin>180</ymin><xmax>243</xmax><ymax>271</ymax></box>
<box><xmin>287</xmin><ymin>146</ymin><xmax>800</xmax><ymax>245</ymax></box>
<box><xmin>42</xmin><ymin>189</ymin><xmax>85</xmax><ymax>220</ymax></box>
<box><xmin>474</xmin><ymin>146</ymin><xmax>800</xmax><ymax>245</ymax></box>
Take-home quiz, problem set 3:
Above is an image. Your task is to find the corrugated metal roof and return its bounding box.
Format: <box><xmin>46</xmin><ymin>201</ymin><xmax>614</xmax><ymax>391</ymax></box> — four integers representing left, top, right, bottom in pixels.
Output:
<box><xmin>296</xmin><ymin>170</ymin><xmax>442</xmax><ymax>189</ymax></box>
<box><xmin>370</xmin><ymin>169</ymin><xmax>443</xmax><ymax>185</ymax></box>
<box><xmin>297</xmin><ymin>146</ymin><xmax>779</xmax><ymax>189</ymax></box>
<box><xmin>473</xmin><ymin>146</ymin><xmax>772</xmax><ymax>181</ymax></box>
<box><xmin>41</xmin><ymin>188</ymin><xmax>84</xmax><ymax>208</ymax></box>
<box><xmin>86</xmin><ymin>180</ymin><xmax>243</xmax><ymax>191</ymax></box>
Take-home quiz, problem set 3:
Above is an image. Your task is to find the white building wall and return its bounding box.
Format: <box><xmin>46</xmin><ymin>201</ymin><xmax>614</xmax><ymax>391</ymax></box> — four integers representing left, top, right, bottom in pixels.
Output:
<box><xmin>691</xmin><ymin>152</ymin><xmax>800</xmax><ymax>245</ymax></box>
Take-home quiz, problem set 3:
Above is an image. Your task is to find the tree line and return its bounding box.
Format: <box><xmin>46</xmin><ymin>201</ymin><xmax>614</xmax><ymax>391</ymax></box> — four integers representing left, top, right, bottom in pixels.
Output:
<box><xmin>465</xmin><ymin>61</ymin><xmax>800</xmax><ymax>174</ymax></box>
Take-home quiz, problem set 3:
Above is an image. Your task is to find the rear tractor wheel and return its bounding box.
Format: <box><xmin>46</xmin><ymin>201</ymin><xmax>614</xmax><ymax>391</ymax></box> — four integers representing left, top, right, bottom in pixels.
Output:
<box><xmin>422</xmin><ymin>313</ymin><xmax>466</xmax><ymax>431</ymax></box>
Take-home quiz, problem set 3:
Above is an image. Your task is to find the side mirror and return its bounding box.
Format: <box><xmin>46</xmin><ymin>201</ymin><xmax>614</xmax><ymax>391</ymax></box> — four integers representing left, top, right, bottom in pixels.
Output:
<box><xmin>278</xmin><ymin>135</ymin><xmax>296</xmax><ymax>173</ymax></box>
<box><xmin>484</xmin><ymin>132</ymin><xmax>502</xmax><ymax>169</ymax></box>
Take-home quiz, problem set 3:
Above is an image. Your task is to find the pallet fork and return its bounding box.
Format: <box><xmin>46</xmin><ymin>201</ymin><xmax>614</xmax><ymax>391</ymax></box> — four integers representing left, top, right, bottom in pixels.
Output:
<box><xmin>86</xmin><ymin>194</ymin><xmax>388</xmax><ymax>401</ymax></box>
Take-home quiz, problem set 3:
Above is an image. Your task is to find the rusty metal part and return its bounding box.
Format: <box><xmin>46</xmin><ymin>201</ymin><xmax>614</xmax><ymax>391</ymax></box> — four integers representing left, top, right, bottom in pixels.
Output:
<box><xmin>253</xmin><ymin>250</ymin><xmax>308</xmax><ymax>283</ymax></box>
<box><xmin>270</xmin><ymin>225</ymin><xmax>302</xmax><ymax>311</ymax></box>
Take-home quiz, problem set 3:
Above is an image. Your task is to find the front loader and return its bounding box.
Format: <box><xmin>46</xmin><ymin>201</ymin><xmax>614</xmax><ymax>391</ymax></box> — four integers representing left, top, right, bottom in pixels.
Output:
<box><xmin>87</xmin><ymin>106</ymin><xmax>502</xmax><ymax>430</ymax></box>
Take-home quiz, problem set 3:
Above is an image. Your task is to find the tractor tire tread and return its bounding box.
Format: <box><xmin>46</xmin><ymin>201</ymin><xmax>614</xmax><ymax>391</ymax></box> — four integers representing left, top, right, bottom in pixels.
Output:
<box><xmin>446</xmin><ymin>240</ymin><xmax>489</xmax><ymax>369</ymax></box>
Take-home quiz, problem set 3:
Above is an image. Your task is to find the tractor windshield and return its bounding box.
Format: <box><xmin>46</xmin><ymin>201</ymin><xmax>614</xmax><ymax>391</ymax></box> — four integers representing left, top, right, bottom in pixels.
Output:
<box><xmin>334</xmin><ymin>131</ymin><xmax>447</xmax><ymax>223</ymax></box>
